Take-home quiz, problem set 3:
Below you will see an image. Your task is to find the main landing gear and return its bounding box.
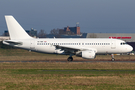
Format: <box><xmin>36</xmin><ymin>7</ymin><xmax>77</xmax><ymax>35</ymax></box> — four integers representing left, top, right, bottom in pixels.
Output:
<box><xmin>67</xmin><ymin>57</ymin><xmax>73</xmax><ymax>61</ymax></box>
<box><xmin>111</xmin><ymin>54</ymin><xmax>115</xmax><ymax>61</ymax></box>
<box><xmin>67</xmin><ymin>54</ymin><xmax>73</xmax><ymax>61</ymax></box>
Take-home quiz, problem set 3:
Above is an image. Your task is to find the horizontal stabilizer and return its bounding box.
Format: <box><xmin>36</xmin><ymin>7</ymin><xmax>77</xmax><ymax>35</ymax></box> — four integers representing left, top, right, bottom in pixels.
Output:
<box><xmin>3</xmin><ymin>40</ymin><xmax>22</xmax><ymax>45</ymax></box>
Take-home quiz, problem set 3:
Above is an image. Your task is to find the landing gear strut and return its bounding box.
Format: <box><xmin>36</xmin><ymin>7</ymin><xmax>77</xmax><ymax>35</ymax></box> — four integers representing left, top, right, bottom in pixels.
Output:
<box><xmin>111</xmin><ymin>54</ymin><xmax>115</xmax><ymax>61</ymax></box>
<box><xmin>67</xmin><ymin>57</ymin><xmax>73</xmax><ymax>61</ymax></box>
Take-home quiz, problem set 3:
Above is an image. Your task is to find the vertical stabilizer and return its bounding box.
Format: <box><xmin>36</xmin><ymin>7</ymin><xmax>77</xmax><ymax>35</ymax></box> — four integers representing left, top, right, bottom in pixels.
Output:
<box><xmin>5</xmin><ymin>15</ymin><xmax>33</xmax><ymax>39</ymax></box>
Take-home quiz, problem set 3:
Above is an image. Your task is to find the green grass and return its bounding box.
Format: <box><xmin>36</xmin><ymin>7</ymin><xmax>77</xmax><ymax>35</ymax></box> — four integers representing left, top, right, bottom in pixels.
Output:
<box><xmin>0</xmin><ymin>48</ymin><xmax>135</xmax><ymax>89</ymax></box>
<box><xmin>8</xmin><ymin>69</ymin><xmax>135</xmax><ymax>75</ymax></box>
<box><xmin>0</xmin><ymin>62</ymin><xmax>135</xmax><ymax>89</ymax></box>
<box><xmin>1</xmin><ymin>69</ymin><xmax>135</xmax><ymax>90</ymax></box>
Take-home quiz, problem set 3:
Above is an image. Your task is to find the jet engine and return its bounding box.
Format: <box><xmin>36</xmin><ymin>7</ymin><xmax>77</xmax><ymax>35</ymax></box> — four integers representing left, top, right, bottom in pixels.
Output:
<box><xmin>76</xmin><ymin>50</ymin><xmax>96</xmax><ymax>59</ymax></box>
<box><xmin>82</xmin><ymin>50</ymin><xmax>96</xmax><ymax>59</ymax></box>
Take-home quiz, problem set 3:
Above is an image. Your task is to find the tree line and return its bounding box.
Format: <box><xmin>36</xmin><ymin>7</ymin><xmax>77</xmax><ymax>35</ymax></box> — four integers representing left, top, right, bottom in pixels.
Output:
<box><xmin>3</xmin><ymin>29</ymin><xmax>60</xmax><ymax>38</ymax></box>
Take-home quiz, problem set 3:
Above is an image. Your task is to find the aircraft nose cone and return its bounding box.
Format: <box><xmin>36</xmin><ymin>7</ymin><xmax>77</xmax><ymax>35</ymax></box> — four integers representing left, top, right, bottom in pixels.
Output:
<box><xmin>124</xmin><ymin>45</ymin><xmax>133</xmax><ymax>53</ymax></box>
<box><xmin>128</xmin><ymin>45</ymin><xmax>133</xmax><ymax>52</ymax></box>
<box><xmin>130</xmin><ymin>46</ymin><xmax>133</xmax><ymax>51</ymax></box>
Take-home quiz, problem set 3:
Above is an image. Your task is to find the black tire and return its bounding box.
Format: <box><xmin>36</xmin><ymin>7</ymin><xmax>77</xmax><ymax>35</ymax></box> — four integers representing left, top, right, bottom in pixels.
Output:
<box><xmin>111</xmin><ymin>58</ymin><xmax>115</xmax><ymax>62</ymax></box>
<box><xmin>67</xmin><ymin>57</ymin><xmax>73</xmax><ymax>61</ymax></box>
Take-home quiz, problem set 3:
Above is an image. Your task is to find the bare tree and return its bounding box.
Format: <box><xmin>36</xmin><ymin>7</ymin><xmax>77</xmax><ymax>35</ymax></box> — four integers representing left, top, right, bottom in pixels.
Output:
<box><xmin>37</xmin><ymin>29</ymin><xmax>46</xmax><ymax>38</ymax></box>
<box><xmin>50</xmin><ymin>28</ymin><xmax>62</xmax><ymax>38</ymax></box>
<box><xmin>50</xmin><ymin>28</ymin><xmax>59</xmax><ymax>35</ymax></box>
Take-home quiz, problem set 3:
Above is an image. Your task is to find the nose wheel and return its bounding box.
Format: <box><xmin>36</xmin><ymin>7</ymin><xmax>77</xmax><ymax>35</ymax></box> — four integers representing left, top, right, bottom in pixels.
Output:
<box><xmin>67</xmin><ymin>57</ymin><xmax>73</xmax><ymax>61</ymax></box>
<box><xmin>111</xmin><ymin>58</ymin><xmax>115</xmax><ymax>61</ymax></box>
<box><xmin>111</xmin><ymin>54</ymin><xmax>115</xmax><ymax>61</ymax></box>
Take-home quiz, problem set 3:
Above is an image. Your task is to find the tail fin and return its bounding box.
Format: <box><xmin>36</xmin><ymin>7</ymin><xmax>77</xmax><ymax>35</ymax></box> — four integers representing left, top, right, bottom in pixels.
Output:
<box><xmin>5</xmin><ymin>15</ymin><xmax>33</xmax><ymax>40</ymax></box>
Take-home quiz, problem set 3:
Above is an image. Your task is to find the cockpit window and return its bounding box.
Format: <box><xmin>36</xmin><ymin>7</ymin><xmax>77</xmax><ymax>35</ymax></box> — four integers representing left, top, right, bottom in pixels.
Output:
<box><xmin>120</xmin><ymin>42</ymin><xmax>127</xmax><ymax>45</ymax></box>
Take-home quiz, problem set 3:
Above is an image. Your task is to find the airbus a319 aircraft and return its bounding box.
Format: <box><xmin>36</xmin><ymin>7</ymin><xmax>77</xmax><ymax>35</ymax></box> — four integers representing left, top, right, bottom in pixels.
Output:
<box><xmin>3</xmin><ymin>15</ymin><xmax>133</xmax><ymax>61</ymax></box>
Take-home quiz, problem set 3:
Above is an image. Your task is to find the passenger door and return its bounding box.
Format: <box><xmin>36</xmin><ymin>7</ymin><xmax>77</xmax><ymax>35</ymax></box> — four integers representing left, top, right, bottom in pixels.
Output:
<box><xmin>30</xmin><ymin>40</ymin><xmax>35</xmax><ymax>50</ymax></box>
<box><xmin>111</xmin><ymin>40</ymin><xmax>116</xmax><ymax>49</ymax></box>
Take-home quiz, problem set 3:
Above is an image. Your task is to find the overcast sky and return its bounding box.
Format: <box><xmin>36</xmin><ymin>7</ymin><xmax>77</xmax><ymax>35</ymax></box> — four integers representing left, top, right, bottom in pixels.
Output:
<box><xmin>0</xmin><ymin>0</ymin><xmax>135</xmax><ymax>34</ymax></box>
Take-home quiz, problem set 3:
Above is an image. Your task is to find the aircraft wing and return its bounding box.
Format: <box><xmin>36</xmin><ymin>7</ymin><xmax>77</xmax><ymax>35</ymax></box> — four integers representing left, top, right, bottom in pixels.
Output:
<box><xmin>54</xmin><ymin>45</ymin><xmax>97</xmax><ymax>54</ymax></box>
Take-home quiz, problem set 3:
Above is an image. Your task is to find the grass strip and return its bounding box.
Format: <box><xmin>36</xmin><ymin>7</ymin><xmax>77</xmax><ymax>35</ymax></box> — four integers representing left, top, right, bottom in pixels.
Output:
<box><xmin>5</xmin><ymin>69</ymin><xmax>135</xmax><ymax>75</ymax></box>
<box><xmin>0</xmin><ymin>62</ymin><xmax>135</xmax><ymax>89</ymax></box>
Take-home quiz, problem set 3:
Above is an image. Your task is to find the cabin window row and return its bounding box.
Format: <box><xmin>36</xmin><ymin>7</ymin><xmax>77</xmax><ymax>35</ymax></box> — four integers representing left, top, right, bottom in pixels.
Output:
<box><xmin>37</xmin><ymin>43</ymin><xmax>81</xmax><ymax>45</ymax></box>
<box><xmin>37</xmin><ymin>43</ymin><xmax>110</xmax><ymax>45</ymax></box>
<box><xmin>85</xmin><ymin>43</ymin><xmax>110</xmax><ymax>45</ymax></box>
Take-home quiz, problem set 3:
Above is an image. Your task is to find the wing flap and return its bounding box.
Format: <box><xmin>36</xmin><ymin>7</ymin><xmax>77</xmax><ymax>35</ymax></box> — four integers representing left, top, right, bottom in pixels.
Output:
<box><xmin>55</xmin><ymin>45</ymin><xmax>79</xmax><ymax>50</ymax></box>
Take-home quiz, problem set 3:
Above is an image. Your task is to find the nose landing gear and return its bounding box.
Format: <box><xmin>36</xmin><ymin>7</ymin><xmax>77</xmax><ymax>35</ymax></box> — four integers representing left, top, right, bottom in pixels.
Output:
<box><xmin>111</xmin><ymin>54</ymin><xmax>115</xmax><ymax>61</ymax></box>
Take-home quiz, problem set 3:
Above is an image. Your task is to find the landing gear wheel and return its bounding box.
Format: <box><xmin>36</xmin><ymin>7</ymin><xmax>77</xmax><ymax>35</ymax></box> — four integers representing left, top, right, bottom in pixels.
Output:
<box><xmin>67</xmin><ymin>57</ymin><xmax>73</xmax><ymax>61</ymax></box>
<box><xmin>111</xmin><ymin>58</ymin><xmax>115</xmax><ymax>62</ymax></box>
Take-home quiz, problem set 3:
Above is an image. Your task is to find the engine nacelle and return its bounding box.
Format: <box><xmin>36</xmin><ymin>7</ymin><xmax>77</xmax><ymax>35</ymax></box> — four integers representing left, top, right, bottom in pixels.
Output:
<box><xmin>82</xmin><ymin>50</ymin><xmax>96</xmax><ymax>59</ymax></box>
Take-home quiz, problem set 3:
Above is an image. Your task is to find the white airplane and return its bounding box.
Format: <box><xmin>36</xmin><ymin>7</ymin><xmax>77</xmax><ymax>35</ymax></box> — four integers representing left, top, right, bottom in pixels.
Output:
<box><xmin>3</xmin><ymin>15</ymin><xmax>133</xmax><ymax>61</ymax></box>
